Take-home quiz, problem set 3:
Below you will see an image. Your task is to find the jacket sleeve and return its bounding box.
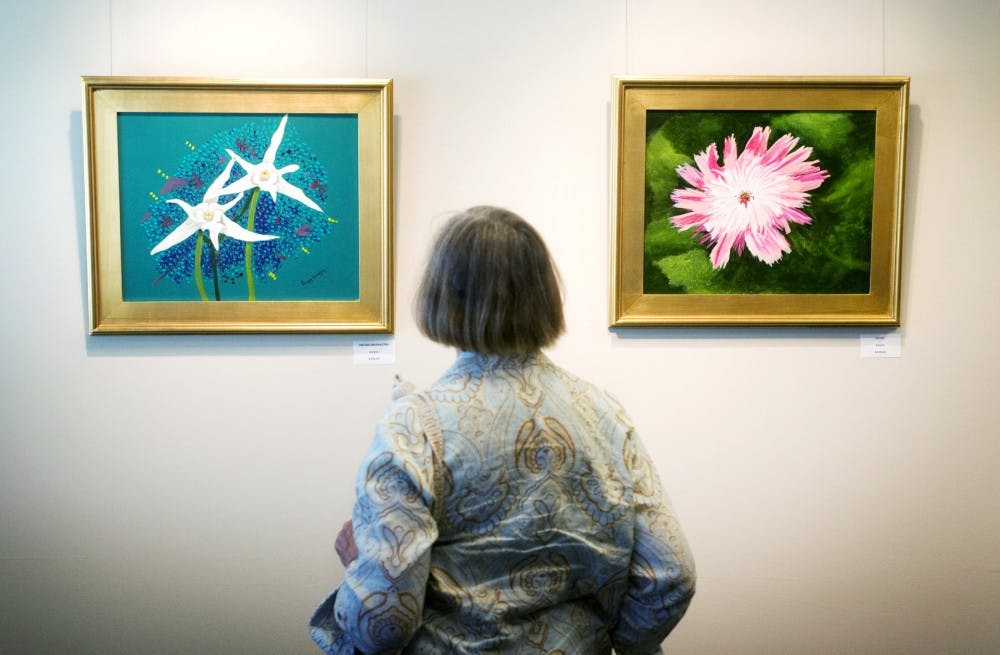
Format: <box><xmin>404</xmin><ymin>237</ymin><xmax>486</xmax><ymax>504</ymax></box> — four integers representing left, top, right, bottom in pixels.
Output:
<box><xmin>610</xmin><ymin>428</ymin><xmax>696</xmax><ymax>655</ymax></box>
<box><xmin>309</xmin><ymin>396</ymin><xmax>438</xmax><ymax>655</ymax></box>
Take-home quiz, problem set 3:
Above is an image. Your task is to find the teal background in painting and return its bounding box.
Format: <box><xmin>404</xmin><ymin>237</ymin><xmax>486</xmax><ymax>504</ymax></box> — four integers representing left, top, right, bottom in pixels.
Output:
<box><xmin>117</xmin><ymin>113</ymin><xmax>360</xmax><ymax>301</ymax></box>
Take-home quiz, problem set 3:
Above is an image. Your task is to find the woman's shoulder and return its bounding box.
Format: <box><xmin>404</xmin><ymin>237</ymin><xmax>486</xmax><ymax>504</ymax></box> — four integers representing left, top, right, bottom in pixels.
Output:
<box><xmin>373</xmin><ymin>376</ymin><xmax>432</xmax><ymax>434</ymax></box>
<box><xmin>538</xmin><ymin>355</ymin><xmax>629</xmax><ymax>408</ymax></box>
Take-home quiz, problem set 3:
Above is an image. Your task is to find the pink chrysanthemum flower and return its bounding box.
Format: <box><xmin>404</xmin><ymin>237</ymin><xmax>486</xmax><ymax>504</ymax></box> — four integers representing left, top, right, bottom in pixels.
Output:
<box><xmin>669</xmin><ymin>126</ymin><xmax>829</xmax><ymax>269</ymax></box>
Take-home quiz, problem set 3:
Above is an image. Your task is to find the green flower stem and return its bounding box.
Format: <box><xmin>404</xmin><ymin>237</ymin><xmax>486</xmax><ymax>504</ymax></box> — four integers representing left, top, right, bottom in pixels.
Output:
<box><xmin>209</xmin><ymin>243</ymin><xmax>221</xmax><ymax>301</ymax></box>
<box><xmin>232</xmin><ymin>192</ymin><xmax>253</xmax><ymax>220</ymax></box>
<box><xmin>192</xmin><ymin>233</ymin><xmax>209</xmax><ymax>301</ymax></box>
<box><xmin>244</xmin><ymin>188</ymin><xmax>262</xmax><ymax>301</ymax></box>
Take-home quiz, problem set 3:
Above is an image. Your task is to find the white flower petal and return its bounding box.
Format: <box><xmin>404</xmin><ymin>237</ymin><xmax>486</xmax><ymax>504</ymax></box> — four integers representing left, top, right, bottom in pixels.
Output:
<box><xmin>218</xmin><ymin>193</ymin><xmax>245</xmax><ymax>213</ymax></box>
<box><xmin>206</xmin><ymin>223</ymin><xmax>224</xmax><ymax>251</ymax></box>
<box><xmin>204</xmin><ymin>159</ymin><xmax>237</xmax><ymax>201</ymax></box>
<box><xmin>220</xmin><ymin>216</ymin><xmax>279</xmax><ymax>243</ymax></box>
<box><xmin>276</xmin><ymin>178</ymin><xmax>322</xmax><ymax>212</ymax></box>
<box><xmin>263</xmin><ymin>115</ymin><xmax>289</xmax><ymax>165</ymax></box>
<box><xmin>218</xmin><ymin>175</ymin><xmax>255</xmax><ymax>198</ymax></box>
<box><xmin>226</xmin><ymin>149</ymin><xmax>254</xmax><ymax>173</ymax></box>
<box><xmin>150</xmin><ymin>220</ymin><xmax>199</xmax><ymax>255</ymax></box>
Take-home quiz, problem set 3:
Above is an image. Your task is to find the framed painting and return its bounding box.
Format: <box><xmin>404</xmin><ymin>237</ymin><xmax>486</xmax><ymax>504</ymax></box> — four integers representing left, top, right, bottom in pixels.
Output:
<box><xmin>82</xmin><ymin>77</ymin><xmax>393</xmax><ymax>333</ymax></box>
<box><xmin>610</xmin><ymin>76</ymin><xmax>908</xmax><ymax>327</ymax></box>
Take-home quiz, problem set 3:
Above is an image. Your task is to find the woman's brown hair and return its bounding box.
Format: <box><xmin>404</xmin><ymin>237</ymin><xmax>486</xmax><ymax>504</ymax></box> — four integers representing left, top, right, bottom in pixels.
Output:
<box><xmin>416</xmin><ymin>206</ymin><xmax>564</xmax><ymax>354</ymax></box>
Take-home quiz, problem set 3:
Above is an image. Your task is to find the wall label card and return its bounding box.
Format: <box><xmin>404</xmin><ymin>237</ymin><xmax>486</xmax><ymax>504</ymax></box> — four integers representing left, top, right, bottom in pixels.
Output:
<box><xmin>860</xmin><ymin>333</ymin><xmax>902</xmax><ymax>358</ymax></box>
<box><xmin>354</xmin><ymin>338</ymin><xmax>395</xmax><ymax>365</ymax></box>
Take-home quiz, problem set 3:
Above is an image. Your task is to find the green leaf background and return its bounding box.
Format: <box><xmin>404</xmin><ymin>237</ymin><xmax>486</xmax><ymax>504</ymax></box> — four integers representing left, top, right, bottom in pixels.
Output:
<box><xmin>643</xmin><ymin>110</ymin><xmax>876</xmax><ymax>294</ymax></box>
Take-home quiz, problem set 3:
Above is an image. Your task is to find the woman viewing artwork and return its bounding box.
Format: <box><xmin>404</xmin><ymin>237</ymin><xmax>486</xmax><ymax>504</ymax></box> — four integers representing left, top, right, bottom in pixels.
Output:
<box><xmin>310</xmin><ymin>206</ymin><xmax>695</xmax><ymax>654</ymax></box>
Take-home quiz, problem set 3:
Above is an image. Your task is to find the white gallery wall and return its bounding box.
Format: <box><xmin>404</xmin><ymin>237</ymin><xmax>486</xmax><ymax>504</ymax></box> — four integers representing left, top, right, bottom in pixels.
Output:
<box><xmin>1</xmin><ymin>1</ymin><xmax>997</xmax><ymax>653</ymax></box>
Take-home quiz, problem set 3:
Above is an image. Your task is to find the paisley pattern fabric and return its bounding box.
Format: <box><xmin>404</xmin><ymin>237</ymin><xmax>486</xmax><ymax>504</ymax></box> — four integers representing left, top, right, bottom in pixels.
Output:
<box><xmin>310</xmin><ymin>352</ymin><xmax>695</xmax><ymax>654</ymax></box>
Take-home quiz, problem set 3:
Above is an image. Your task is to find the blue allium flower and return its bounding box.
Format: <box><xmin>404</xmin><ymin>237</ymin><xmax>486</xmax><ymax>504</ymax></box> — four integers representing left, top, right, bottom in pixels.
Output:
<box><xmin>143</xmin><ymin>115</ymin><xmax>331</xmax><ymax>294</ymax></box>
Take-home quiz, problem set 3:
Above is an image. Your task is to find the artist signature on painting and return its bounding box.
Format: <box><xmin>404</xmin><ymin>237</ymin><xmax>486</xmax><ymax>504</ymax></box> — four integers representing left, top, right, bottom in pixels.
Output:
<box><xmin>301</xmin><ymin>269</ymin><xmax>328</xmax><ymax>287</ymax></box>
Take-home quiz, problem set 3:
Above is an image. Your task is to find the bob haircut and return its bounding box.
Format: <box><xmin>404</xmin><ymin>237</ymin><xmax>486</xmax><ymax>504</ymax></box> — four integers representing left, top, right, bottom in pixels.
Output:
<box><xmin>416</xmin><ymin>206</ymin><xmax>564</xmax><ymax>355</ymax></box>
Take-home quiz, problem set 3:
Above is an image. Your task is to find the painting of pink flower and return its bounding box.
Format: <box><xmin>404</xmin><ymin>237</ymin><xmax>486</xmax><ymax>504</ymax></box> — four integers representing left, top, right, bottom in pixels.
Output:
<box><xmin>669</xmin><ymin>126</ymin><xmax>829</xmax><ymax>269</ymax></box>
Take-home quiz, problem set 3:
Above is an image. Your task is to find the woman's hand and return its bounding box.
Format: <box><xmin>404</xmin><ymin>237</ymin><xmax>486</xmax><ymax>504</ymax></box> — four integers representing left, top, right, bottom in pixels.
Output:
<box><xmin>335</xmin><ymin>519</ymin><xmax>359</xmax><ymax>566</ymax></box>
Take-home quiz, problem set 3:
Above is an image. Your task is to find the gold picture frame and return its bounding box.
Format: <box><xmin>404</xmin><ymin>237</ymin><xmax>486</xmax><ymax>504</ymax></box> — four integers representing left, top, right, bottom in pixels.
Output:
<box><xmin>83</xmin><ymin>76</ymin><xmax>393</xmax><ymax>334</ymax></box>
<box><xmin>610</xmin><ymin>76</ymin><xmax>908</xmax><ymax>327</ymax></box>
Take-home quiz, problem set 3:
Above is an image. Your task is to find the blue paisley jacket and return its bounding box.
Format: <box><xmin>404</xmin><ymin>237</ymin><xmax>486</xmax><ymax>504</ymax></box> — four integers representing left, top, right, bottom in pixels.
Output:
<box><xmin>310</xmin><ymin>352</ymin><xmax>695</xmax><ymax>654</ymax></box>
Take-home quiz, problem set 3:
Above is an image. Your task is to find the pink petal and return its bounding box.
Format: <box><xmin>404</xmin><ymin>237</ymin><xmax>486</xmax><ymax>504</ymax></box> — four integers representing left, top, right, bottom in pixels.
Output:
<box><xmin>760</xmin><ymin>134</ymin><xmax>796</xmax><ymax>167</ymax></box>
<box><xmin>694</xmin><ymin>143</ymin><xmax>722</xmax><ymax>178</ymax></box>
<box><xmin>709</xmin><ymin>230</ymin><xmax>742</xmax><ymax>269</ymax></box>
<box><xmin>783</xmin><ymin>206</ymin><xmax>813</xmax><ymax>226</ymax></box>
<box><xmin>745</xmin><ymin>228</ymin><xmax>791</xmax><ymax>265</ymax></box>
<box><xmin>773</xmin><ymin>145</ymin><xmax>812</xmax><ymax>172</ymax></box>
<box><xmin>676</xmin><ymin>164</ymin><xmax>704</xmax><ymax>189</ymax></box>
<box><xmin>744</xmin><ymin>126</ymin><xmax>771</xmax><ymax>158</ymax></box>
<box><xmin>670</xmin><ymin>188</ymin><xmax>706</xmax><ymax>211</ymax></box>
<box><xmin>723</xmin><ymin>135</ymin><xmax>738</xmax><ymax>167</ymax></box>
<box><xmin>670</xmin><ymin>212</ymin><xmax>706</xmax><ymax>231</ymax></box>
